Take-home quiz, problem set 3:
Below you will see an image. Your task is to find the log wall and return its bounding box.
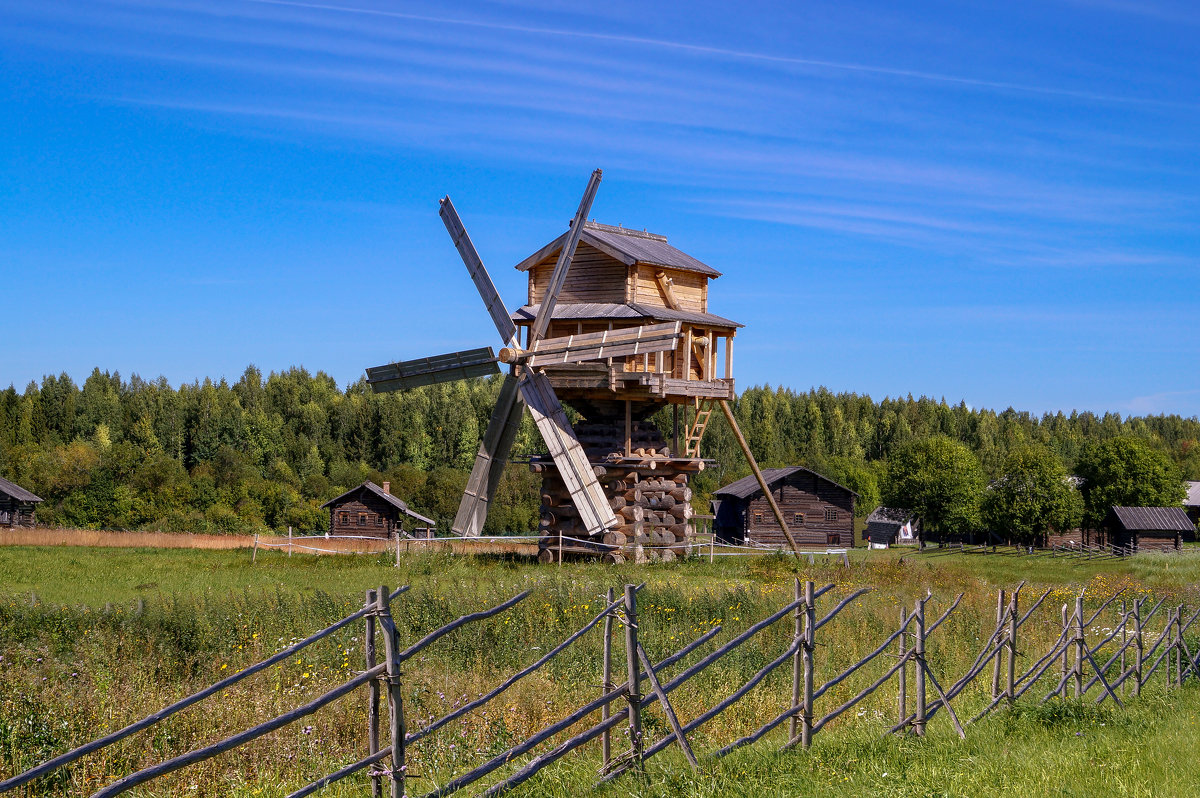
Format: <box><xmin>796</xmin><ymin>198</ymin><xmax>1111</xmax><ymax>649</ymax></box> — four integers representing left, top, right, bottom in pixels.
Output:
<box><xmin>328</xmin><ymin>495</ymin><xmax>401</xmax><ymax>538</ymax></box>
<box><xmin>735</xmin><ymin>473</ymin><xmax>855</xmax><ymax>548</ymax></box>
<box><xmin>528</xmin><ymin>244</ymin><xmax>628</xmax><ymax>305</ymax></box>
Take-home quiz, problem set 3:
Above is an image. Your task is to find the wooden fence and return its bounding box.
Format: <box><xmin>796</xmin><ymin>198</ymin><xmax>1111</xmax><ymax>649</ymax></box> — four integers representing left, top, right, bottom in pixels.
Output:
<box><xmin>3</xmin><ymin>580</ymin><xmax>1198</xmax><ymax>796</ymax></box>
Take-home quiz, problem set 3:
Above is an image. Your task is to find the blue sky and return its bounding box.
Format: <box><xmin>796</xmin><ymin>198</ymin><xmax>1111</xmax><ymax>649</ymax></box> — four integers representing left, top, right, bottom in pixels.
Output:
<box><xmin>2</xmin><ymin>0</ymin><xmax>1197</xmax><ymax>417</ymax></box>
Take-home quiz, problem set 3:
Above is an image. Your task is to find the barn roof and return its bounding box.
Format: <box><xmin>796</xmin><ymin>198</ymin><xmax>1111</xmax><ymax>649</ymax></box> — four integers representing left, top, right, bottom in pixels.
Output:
<box><xmin>713</xmin><ymin>467</ymin><xmax>858</xmax><ymax>500</ymax></box>
<box><xmin>321</xmin><ymin>481</ymin><xmax>435</xmax><ymax>525</ymax></box>
<box><xmin>514</xmin><ymin>221</ymin><xmax>722</xmax><ymax>277</ymax></box>
<box><xmin>1186</xmin><ymin>481</ymin><xmax>1200</xmax><ymax>508</ymax></box>
<box><xmin>1108</xmin><ymin>506</ymin><xmax>1194</xmax><ymax>532</ymax></box>
<box><xmin>511</xmin><ymin>302</ymin><xmax>743</xmax><ymax>329</ymax></box>
<box><xmin>0</xmin><ymin>476</ymin><xmax>42</xmax><ymax>503</ymax></box>
<box><xmin>867</xmin><ymin>506</ymin><xmax>917</xmax><ymax>525</ymax></box>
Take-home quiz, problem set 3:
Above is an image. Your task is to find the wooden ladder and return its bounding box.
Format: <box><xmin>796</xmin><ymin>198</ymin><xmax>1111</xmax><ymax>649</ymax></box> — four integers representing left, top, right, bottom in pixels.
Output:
<box><xmin>683</xmin><ymin>399</ymin><xmax>713</xmax><ymax>458</ymax></box>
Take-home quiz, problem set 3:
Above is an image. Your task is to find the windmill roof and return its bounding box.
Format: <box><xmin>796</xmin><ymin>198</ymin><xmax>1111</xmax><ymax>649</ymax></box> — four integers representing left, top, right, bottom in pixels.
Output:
<box><xmin>511</xmin><ymin>302</ymin><xmax>742</xmax><ymax>329</ymax></box>
<box><xmin>515</xmin><ymin>221</ymin><xmax>721</xmax><ymax>277</ymax></box>
<box><xmin>713</xmin><ymin>467</ymin><xmax>858</xmax><ymax>500</ymax></box>
<box><xmin>0</xmin><ymin>476</ymin><xmax>42</xmax><ymax>503</ymax></box>
<box><xmin>1108</xmin><ymin>506</ymin><xmax>1193</xmax><ymax>532</ymax></box>
<box><xmin>321</xmin><ymin>481</ymin><xmax>435</xmax><ymax>525</ymax></box>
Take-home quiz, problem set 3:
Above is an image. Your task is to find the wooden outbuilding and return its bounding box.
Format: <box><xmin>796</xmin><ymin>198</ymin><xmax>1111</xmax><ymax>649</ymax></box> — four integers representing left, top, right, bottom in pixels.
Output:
<box><xmin>712</xmin><ymin>467</ymin><xmax>856</xmax><ymax>548</ymax></box>
<box><xmin>321</xmin><ymin>481</ymin><xmax>435</xmax><ymax>538</ymax></box>
<box><xmin>0</xmin><ymin>477</ymin><xmax>42</xmax><ymax>528</ymax></box>
<box><xmin>864</xmin><ymin>507</ymin><xmax>920</xmax><ymax>548</ymax></box>
<box><xmin>1185</xmin><ymin>481</ymin><xmax>1200</xmax><ymax>530</ymax></box>
<box><xmin>1103</xmin><ymin>506</ymin><xmax>1193</xmax><ymax>553</ymax></box>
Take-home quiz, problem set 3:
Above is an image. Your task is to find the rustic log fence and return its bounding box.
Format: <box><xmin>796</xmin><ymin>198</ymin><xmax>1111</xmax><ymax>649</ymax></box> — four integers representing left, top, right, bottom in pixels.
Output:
<box><xmin>5</xmin><ymin>580</ymin><xmax>1199</xmax><ymax>796</ymax></box>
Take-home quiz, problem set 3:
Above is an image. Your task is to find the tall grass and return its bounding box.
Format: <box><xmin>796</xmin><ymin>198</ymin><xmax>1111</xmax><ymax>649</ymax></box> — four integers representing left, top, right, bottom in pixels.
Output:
<box><xmin>2</xmin><ymin>547</ymin><xmax>1199</xmax><ymax>796</ymax></box>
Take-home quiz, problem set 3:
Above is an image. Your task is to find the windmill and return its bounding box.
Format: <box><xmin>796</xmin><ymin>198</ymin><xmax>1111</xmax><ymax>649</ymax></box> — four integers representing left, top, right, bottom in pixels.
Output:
<box><xmin>366</xmin><ymin>170</ymin><xmax>683</xmax><ymax>541</ymax></box>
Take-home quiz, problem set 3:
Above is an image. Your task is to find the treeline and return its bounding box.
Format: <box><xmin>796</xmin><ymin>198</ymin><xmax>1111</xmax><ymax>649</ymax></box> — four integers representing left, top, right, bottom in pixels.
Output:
<box><xmin>1</xmin><ymin>367</ymin><xmax>1197</xmax><ymax>536</ymax></box>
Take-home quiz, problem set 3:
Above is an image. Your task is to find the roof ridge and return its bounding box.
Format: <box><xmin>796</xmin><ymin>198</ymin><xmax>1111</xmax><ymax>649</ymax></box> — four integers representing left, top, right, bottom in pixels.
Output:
<box><xmin>583</xmin><ymin>221</ymin><xmax>667</xmax><ymax>242</ymax></box>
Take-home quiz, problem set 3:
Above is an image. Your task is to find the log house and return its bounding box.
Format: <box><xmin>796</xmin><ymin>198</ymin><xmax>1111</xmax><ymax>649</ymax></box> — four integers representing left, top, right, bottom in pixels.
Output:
<box><xmin>0</xmin><ymin>476</ymin><xmax>42</xmax><ymax>528</ymax></box>
<box><xmin>320</xmin><ymin>481</ymin><xmax>435</xmax><ymax>538</ymax></box>
<box><xmin>712</xmin><ymin>467</ymin><xmax>856</xmax><ymax>548</ymax></box>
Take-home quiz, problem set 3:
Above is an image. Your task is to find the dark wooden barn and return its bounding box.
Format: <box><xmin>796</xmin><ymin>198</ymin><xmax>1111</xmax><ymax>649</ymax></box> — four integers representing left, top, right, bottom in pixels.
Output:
<box><xmin>0</xmin><ymin>477</ymin><xmax>42</xmax><ymax>528</ymax></box>
<box><xmin>864</xmin><ymin>507</ymin><xmax>920</xmax><ymax>548</ymax></box>
<box><xmin>1185</xmin><ymin>481</ymin><xmax>1199</xmax><ymax>530</ymax></box>
<box><xmin>712</xmin><ymin>467</ymin><xmax>856</xmax><ymax>548</ymax></box>
<box><xmin>1104</xmin><ymin>506</ymin><xmax>1193</xmax><ymax>553</ymax></box>
<box><xmin>321</xmin><ymin>481</ymin><xmax>435</xmax><ymax>538</ymax></box>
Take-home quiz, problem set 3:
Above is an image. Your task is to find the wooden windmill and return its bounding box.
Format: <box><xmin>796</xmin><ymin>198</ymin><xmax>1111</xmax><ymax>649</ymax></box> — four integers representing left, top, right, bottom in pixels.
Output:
<box><xmin>367</xmin><ymin>170</ymin><xmax>799</xmax><ymax>561</ymax></box>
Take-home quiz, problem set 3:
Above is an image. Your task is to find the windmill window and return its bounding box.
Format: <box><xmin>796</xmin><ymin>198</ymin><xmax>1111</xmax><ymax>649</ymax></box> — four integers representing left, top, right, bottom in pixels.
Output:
<box><xmin>825</xmin><ymin>508</ymin><xmax>838</xmax><ymax>522</ymax></box>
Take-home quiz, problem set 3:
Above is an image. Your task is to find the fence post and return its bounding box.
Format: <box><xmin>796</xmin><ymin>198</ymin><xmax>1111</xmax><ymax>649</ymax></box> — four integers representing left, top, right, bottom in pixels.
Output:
<box><xmin>914</xmin><ymin>596</ymin><xmax>926</xmax><ymax>737</ymax></box>
<box><xmin>790</xmin><ymin>578</ymin><xmax>802</xmax><ymax>743</ymax></box>
<box><xmin>251</xmin><ymin>533</ymin><xmax>259</xmax><ymax>564</ymax></box>
<box><xmin>602</xmin><ymin>587</ymin><xmax>614</xmax><ymax>771</ymax></box>
<box><xmin>623</xmin><ymin>584</ymin><xmax>643</xmax><ymax>772</ymax></box>
<box><xmin>897</xmin><ymin>606</ymin><xmax>907</xmax><ymax>728</ymax></box>
<box><xmin>1134</xmin><ymin>598</ymin><xmax>1143</xmax><ymax>697</ymax></box>
<box><xmin>376</xmin><ymin>586</ymin><xmax>405</xmax><ymax>798</ymax></box>
<box><xmin>1074</xmin><ymin>594</ymin><xmax>1084</xmax><ymax>699</ymax></box>
<box><xmin>1175</xmin><ymin>605</ymin><xmax>1183</xmax><ymax>688</ymax></box>
<box><xmin>1060</xmin><ymin>604</ymin><xmax>1069</xmax><ymax>698</ymax></box>
<box><xmin>1120</xmin><ymin>600</ymin><xmax>1127</xmax><ymax>697</ymax></box>
<box><xmin>288</xmin><ymin>526</ymin><xmax>293</xmax><ymax>557</ymax></box>
<box><xmin>991</xmin><ymin>589</ymin><xmax>1005</xmax><ymax>700</ymax></box>
<box><xmin>365</xmin><ymin>589</ymin><xmax>382</xmax><ymax>798</ymax></box>
<box><xmin>1006</xmin><ymin>589</ymin><xmax>1018</xmax><ymax>704</ymax></box>
<box><xmin>801</xmin><ymin>580</ymin><xmax>815</xmax><ymax>749</ymax></box>
<box><xmin>395</xmin><ymin>533</ymin><xmax>401</xmax><ymax>568</ymax></box>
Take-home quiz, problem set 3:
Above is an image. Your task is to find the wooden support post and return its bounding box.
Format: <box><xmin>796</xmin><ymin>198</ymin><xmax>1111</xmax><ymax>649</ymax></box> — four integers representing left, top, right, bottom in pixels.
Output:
<box><xmin>991</xmin><ymin>590</ymin><xmax>1005</xmax><ymax>700</ymax></box>
<box><xmin>1074</xmin><ymin>595</ymin><xmax>1084</xmax><ymax>699</ymax></box>
<box><xmin>623</xmin><ymin>584</ymin><xmax>643</xmax><ymax>772</ymax></box>
<box><xmin>682</xmin><ymin>328</ymin><xmax>692</xmax><ymax>381</ymax></box>
<box><xmin>708</xmin><ymin>330</ymin><xmax>716</xmax><ymax>379</ymax></box>
<box><xmin>725</xmin><ymin>334</ymin><xmax>734</xmax><ymax>380</ymax></box>
<box><xmin>672</xmin><ymin>404</ymin><xmax>679</xmax><ymax>454</ymax></box>
<box><xmin>288</xmin><ymin>526</ymin><xmax>293</xmax><ymax>557</ymax></box>
<box><xmin>601</xmin><ymin>587</ymin><xmax>614</xmax><ymax>771</ymax></box>
<box><xmin>1007</xmin><ymin>590</ymin><xmax>1018</xmax><ymax>704</ymax></box>
<box><xmin>1134</xmin><ymin>598</ymin><xmax>1143</xmax><ymax>698</ymax></box>
<box><xmin>717</xmin><ymin>399</ymin><xmax>801</xmax><ymax>557</ymax></box>
<box><xmin>898</xmin><ymin>606</ymin><xmax>907</xmax><ymax>727</ymax></box>
<box><xmin>376</xmin><ymin>586</ymin><xmax>405</xmax><ymax>798</ymax></box>
<box><xmin>624</xmin><ymin>400</ymin><xmax>632</xmax><ymax>458</ymax></box>
<box><xmin>914</xmin><ymin>597</ymin><xmax>926</xmax><ymax>737</ymax></box>
<box><xmin>801</xmin><ymin>580</ymin><xmax>815</xmax><ymax>749</ymax></box>
<box><xmin>790</xmin><ymin>579</ymin><xmax>802</xmax><ymax>742</ymax></box>
<box><xmin>365</xmin><ymin>589</ymin><xmax>382</xmax><ymax>798</ymax></box>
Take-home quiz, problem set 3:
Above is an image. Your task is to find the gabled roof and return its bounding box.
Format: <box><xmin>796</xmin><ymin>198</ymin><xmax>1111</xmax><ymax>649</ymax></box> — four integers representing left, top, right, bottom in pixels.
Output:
<box><xmin>1108</xmin><ymin>506</ymin><xmax>1193</xmax><ymax>532</ymax></box>
<box><xmin>321</xmin><ymin>481</ymin><xmax>435</xmax><ymax>526</ymax></box>
<box><xmin>0</xmin><ymin>476</ymin><xmax>42</xmax><ymax>503</ymax></box>
<box><xmin>511</xmin><ymin>302</ymin><xmax>742</xmax><ymax>329</ymax></box>
<box><xmin>714</xmin><ymin>467</ymin><xmax>858</xmax><ymax>500</ymax></box>
<box><xmin>867</xmin><ymin>507</ymin><xmax>917</xmax><ymax>525</ymax></box>
<box><xmin>1186</xmin><ymin>481</ymin><xmax>1200</xmax><ymax>508</ymax></box>
<box><xmin>515</xmin><ymin>221</ymin><xmax>721</xmax><ymax>277</ymax></box>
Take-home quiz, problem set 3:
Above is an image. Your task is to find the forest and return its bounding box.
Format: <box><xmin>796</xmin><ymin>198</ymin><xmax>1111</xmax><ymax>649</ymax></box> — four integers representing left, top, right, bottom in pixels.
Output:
<box><xmin>1</xmin><ymin>366</ymin><xmax>1197</xmax><ymax>538</ymax></box>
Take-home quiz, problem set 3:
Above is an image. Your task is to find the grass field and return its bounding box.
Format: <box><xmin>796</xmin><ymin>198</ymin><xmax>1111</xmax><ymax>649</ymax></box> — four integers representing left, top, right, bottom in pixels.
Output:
<box><xmin>3</xmin><ymin>545</ymin><xmax>1199</xmax><ymax>797</ymax></box>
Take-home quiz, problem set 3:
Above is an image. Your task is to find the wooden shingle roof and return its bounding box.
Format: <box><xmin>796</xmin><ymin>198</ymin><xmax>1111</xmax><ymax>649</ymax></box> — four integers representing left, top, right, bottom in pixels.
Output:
<box><xmin>714</xmin><ymin>467</ymin><xmax>858</xmax><ymax>500</ymax></box>
<box><xmin>515</xmin><ymin>221</ymin><xmax>721</xmax><ymax>277</ymax></box>
<box><xmin>1108</xmin><ymin>506</ymin><xmax>1193</xmax><ymax>532</ymax></box>
<box><xmin>511</xmin><ymin>302</ymin><xmax>742</xmax><ymax>329</ymax></box>
<box><xmin>0</xmin><ymin>476</ymin><xmax>42</xmax><ymax>503</ymax></box>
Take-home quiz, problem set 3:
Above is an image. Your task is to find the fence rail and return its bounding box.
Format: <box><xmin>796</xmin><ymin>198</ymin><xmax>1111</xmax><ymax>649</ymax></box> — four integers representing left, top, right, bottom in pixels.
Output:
<box><xmin>5</xmin><ymin>578</ymin><xmax>1198</xmax><ymax>796</ymax></box>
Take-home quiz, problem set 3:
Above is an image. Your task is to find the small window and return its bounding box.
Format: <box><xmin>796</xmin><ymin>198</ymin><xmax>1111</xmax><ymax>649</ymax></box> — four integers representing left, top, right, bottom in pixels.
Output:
<box><xmin>793</xmin><ymin>512</ymin><xmax>805</xmax><ymax>526</ymax></box>
<box><xmin>338</xmin><ymin>512</ymin><xmax>348</xmax><ymax>524</ymax></box>
<box><xmin>825</xmin><ymin>508</ymin><xmax>838</xmax><ymax>522</ymax></box>
<box><xmin>358</xmin><ymin>513</ymin><xmax>367</xmax><ymax>526</ymax></box>
<box><xmin>827</xmin><ymin>532</ymin><xmax>840</xmax><ymax>545</ymax></box>
<box><xmin>753</xmin><ymin>510</ymin><xmax>764</xmax><ymax>524</ymax></box>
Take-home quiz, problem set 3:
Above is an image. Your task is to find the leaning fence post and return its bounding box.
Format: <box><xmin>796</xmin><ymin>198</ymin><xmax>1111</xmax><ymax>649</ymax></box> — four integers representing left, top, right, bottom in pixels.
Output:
<box><xmin>602</xmin><ymin>587</ymin><xmax>614</xmax><ymax>771</ymax></box>
<box><xmin>1060</xmin><ymin>604</ymin><xmax>1069</xmax><ymax>698</ymax></box>
<box><xmin>1175</xmin><ymin>605</ymin><xmax>1183</xmax><ymax>688</ymax></box>
<box><xmin>1074</xmin><ymin>594</ymin><xmax>1084</xmax><ymax>699</ymax></box>
<box><xmin>376</xmin><ymin>586</ymin><xmax>405</xmax><ymax>798</ymax></box>
<box><xmin>991</xmin><ymin>589</ymin><xmax>1005</xmax><ymax>700</ymax></box>
<box><xmin>790</xmin><ymin>578</ymin><xmax>802</xmax><ymax>743</ymax></box>
<box><xmin>365</xmin><ymin>589</ymin><xmax>382</xmax><ymax>798</ymax></box>
<box><xmin>914</xmin><ymin>596</ymin><xmax>926</xmax><ymax>737</ymax></box>
<box><xmin>1007</xmin><ymin>589</ymin><xmax>1018</xmax><ymax>704</ymax></box>
<box><xmin>623</xmin><ymin>584</ymin><xmax>643</xmax><ymax>772</ymax></box>
<box><xmin>1120</xmin><ymin>600</ymin><xmax>1127</xmax><ymax>697</ymax></box>
<box><xmin>898</xmin><ymin>606</ymin><xmax>907</xmax><ymax>727</ymax></box>
<box><xmin>1134</xmin><ymin>598</ymin><xmax>1143</xmax><ymax>697</ymax></box>
<box><xmin>801</xmin><ymin>580</ymin><xmax>815</xmax><ymax>749</ymax></box>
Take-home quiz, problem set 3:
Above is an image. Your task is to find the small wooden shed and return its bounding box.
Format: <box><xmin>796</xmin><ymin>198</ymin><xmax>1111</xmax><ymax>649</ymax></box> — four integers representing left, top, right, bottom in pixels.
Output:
<box><xmin>1185</xmin><ymin>481</ymin><xmax>1199</xmax><ymax>529</ymax></box>
<box><xmin>864</xmin><ymin>507</ymin><xmax>920</xmax><ymax>548</ymax></box>
<box><xmin>0</xmin><ymin>477</ymin><xmax>42</xmax><ymax>528</ymax></box>
<box><xmin>712</xmin><ymin>467</ymin><xmax>856</xmax><ymax>548</ymax></box>
<box><xmin>321</xmin><ymin>481</ymin><xmax>435</xmax><ymax>538</ymax></box>
<box><xmin>1104</xmin><ymin>506</ymin><xmax>1193</xmax><ymax>553</ymax></box>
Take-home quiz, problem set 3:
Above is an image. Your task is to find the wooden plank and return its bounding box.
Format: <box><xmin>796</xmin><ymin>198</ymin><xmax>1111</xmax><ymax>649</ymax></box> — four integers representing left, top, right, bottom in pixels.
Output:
<box><xmin>719</xmin><ymin>399</ymin><xmax>800</xmax><ymax>556</ymax></box>
<box><xmin>530</xmin><ymin>170</ymin><xmax>602</xmax><ymax>343</ymax></box>
<box><xmin>520</xmin><ymin>372</ymin><xmax>618</xmax><ymax>536</ymax></box>
<box><xmin>439</xmin><ymin>197</ymin><xmax>518</xmax><ymax>347</ymax></box>
<box><xmin>452</xmin><ymin>375</ymin><xmax>525</xmax><ymax>536</ymax></box>
<box><xmin>367</xmin><ymin>347</ymin><xmax>499</xmax><ymax>393</ymax></box>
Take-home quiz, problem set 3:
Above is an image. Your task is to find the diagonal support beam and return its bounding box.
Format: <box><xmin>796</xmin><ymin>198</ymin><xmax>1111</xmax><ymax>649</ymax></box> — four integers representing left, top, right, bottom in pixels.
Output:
<box><xmin>635</xmin><ymin>643</ymin><xmax>698</xmax><ymax>769</ymax></box>
<box><xmin>530</xmin><ymin>169</ymin><xmax>602</xmax><ymax>344</ymax></box>
<box><xmin>718</xmin><ymin>399</ymin><xmax>800</xmax><ymax>557</ymax></box>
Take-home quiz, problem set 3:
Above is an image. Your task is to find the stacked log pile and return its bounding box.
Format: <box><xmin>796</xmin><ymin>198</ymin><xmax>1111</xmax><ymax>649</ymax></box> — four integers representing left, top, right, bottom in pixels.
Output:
<box><xmin>535</xmin><ymin>418</ymin><xmax>699</xmax><ymax>564</ymax></box>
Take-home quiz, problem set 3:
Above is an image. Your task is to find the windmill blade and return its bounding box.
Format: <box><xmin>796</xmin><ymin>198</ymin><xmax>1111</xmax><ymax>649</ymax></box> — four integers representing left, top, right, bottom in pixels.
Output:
<box><xmin>366</xmin><ymin>347</ymin><xmax>499</xmax><ymax>393</ymax></box>
<box><xmin>452</xmin><ymin>374</ymin><xmax>525</xmax><ymax>537</ymax></box>
<box><xmin>518</xmin><ymin>371</ymin><xmax>619</xmax><ymax>536</ymax></box>
<box><xmin>528</xmin><ymin>169</ymin><xmax>602</xmax><ymax>345</ymax></box>
<box><xmin>526</xmin><ymin>321</ymin><xmax>682</xmax><ymax>368</ymax></box>
<box><xmin>439</xmin><ymin>196</ymin><xmax>519</xmax><ymax>348</ymax></box>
